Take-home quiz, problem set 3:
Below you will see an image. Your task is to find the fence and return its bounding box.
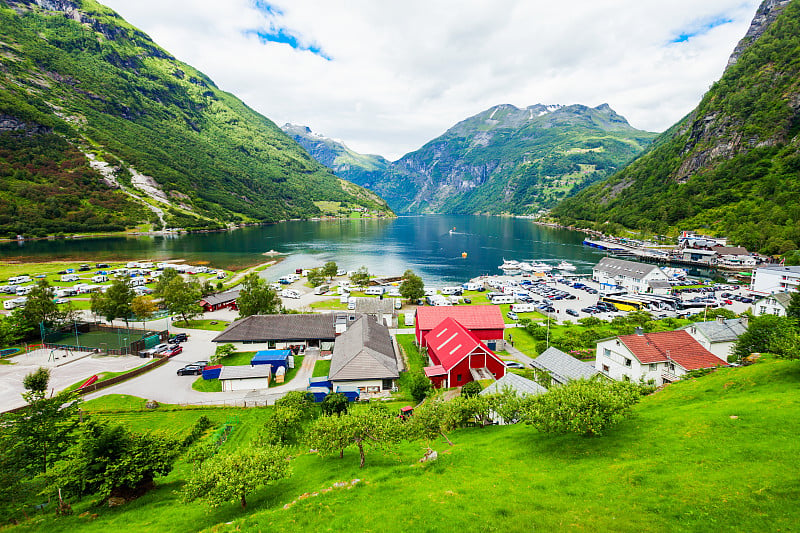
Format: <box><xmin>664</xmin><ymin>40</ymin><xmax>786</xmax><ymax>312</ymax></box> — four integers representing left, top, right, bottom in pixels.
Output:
<box><xmin>75</xmin><ymin>356</ymin><xmax>171</xmax><ymax>395</ymax></box>
<box><xmin>41</xmin><ymin>324</ymin><xmax>168</xmax><ymax>355</ymax></box>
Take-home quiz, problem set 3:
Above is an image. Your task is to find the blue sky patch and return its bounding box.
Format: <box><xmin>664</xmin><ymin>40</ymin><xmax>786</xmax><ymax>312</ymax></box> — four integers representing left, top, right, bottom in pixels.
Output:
<box><xmin>670</xmin><ymin>15</ymin><xmax>733</xmax><ymax>43</ymax></box>
<box><xmin>248</xmin><ymin>1</ymin><xmax>331</xmax><ymax>60</ymax></box>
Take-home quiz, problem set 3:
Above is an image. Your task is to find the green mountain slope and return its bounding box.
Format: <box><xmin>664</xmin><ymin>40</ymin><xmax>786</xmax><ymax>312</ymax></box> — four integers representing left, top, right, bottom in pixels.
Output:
<box><xmin>324</xmin><ymin>103</ymin><xmax>656</xmax><ymax>215</ymax></box>
<box><xmin>550</xmin><ymin>0</ymin><xmax>799</xmax><ymax>255</ymax></box>
<box><xmin>281</xmin><ymin>123</ymin><xmax>391</xmax><ymax>187</ymax></box>
<box><xmin>0</xmin><ymin>0</ymin><xmax>391</xmax><ymax>237</ymax></box>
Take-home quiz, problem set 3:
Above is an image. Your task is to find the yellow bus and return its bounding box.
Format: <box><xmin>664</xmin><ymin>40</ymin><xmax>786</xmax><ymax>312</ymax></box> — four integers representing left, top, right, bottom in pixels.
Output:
<box><xmin>599</xmin><ymin>295</ymin><xmax>646</xmax><ymax>311</ymax></box>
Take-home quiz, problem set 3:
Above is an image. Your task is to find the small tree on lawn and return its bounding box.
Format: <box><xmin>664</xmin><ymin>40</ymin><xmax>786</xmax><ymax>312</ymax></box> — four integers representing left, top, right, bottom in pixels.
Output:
<box><xmin>399</xmin><ymin>269</ymin><xmax>425</xmax><ymax>303</ymax></box>
<box><xmin>321</xmin><ymin>392</ymin><xmax>349</xmax><ymax>416</ymax></box>
<box><xmin>461</xmin><ymin>380</ymin><xmax>482</xmax><ymax>397</ymax></box>
<box><xmin>406</xmin><ymin>398</ymin><xmax>458</xmax><ymax>446</ymax></box>
<box><xmin>522</xmin><ymin>379</ymin><xmax>644</xmax><ymax>436</ymax></box>
<box><xmin>733</xmin><ymin>314</ymin><xmax>800</xmax><ymax>360</ymax></box>
<box><xmin>260</xmin><ymin>399</ymin><xmax>314</xmax><ymax>446</ymax></box>
<box><xmin>210</xmin><ymin>343</ymin><xmax>235</xmax><ymax>365</ymax></box>
<box><xmin>306</xmin><ymin>408</ymin><xmax>403</xmax><ymax>468</ymax></box>
<box><xmin>158</xmin><ymin>277</ymin><xmax>203</xmax><ymax>325</ymax></box>
<box><xmin>131</xmin><ymin>295</ymin><xmax>157</xmax><ymax>329</ymax></box>
<box><xmin>182</xmin><ymin>445</ymin><xmax>291</xmax><ymax>509</ymax></box>
<box><xmin>349</xmin><ymin>266</ymin><xmax>371</xmax><ymax>291</ymax></box>
<box><xmin>237</xmin><ymin>273</ymin><xmax>281</xmax><ymax>318</ymax></box>
<box><xmin>408</xmin><ymin>371</ymin><xmax>431</xmax><ymax>403</ymax></box>
<box><xmin>92</xmin><ymin>278</ymin><xmax>135</xmax><ymax>328</ymax></box>
<box><xmin>322</xmin><ymin>261</ymin><xmax>338</xmax><ymax>281</ymax></box>
<box><xmin>306</xmin><ymin>267</ymin><xmax>325</xmax><ymax>288</ymax></box>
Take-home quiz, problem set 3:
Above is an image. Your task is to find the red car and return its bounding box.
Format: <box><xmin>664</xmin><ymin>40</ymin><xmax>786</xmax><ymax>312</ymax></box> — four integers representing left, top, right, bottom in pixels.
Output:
<box><xmin>723</xmin><ymin>299</ymin><xmax>733</xmax><ymax>305</ymax></box>
<box><xmin>165</xmin><ymin>345</ymin><xmax>183</xmax><ymax>357</ymax></box>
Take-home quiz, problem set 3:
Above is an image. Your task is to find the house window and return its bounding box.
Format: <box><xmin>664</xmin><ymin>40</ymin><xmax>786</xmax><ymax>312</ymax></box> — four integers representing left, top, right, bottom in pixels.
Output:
<box><xmin>382</xmin><ymin>379</ymin><xmax>393</xmax><ymax>390</ymax></box>
<box><xmin>603</xmin><ymin>348</ymin><xmax>610</xmax><ymax>357</ymax></box>
<box><xmin>669</xmin><ymin>363</ymin><xmax>675</xmax><ymax>372</ymax></box>
<box><xmin>602</xmin><ymin>364</ymin><xmax>609</xmax><ymax>373</ymax></box>
<box><xmin>624</xmin><ymin>358</ymin><xmax>632</xmax><ymax>367</ymax></box>
<box><xmin>650</xmin><ymin>363</ymin><xmax>658</xmax><ymax>371</ymax></box>
<box><xmin>622</xmin><ymin>375</ymin><xmax>631</xmax><ymax>382</ymax></box>
<box><xmin>457</xmin><ymin>374</ymin><xmax>462</xmax><ymax>383</ymax></box>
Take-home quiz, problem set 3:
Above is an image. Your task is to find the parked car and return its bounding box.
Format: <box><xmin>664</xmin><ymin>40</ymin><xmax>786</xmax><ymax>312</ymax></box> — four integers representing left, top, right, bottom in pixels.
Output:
<box><xmin>164</xmin><ymin>345</ymin><xmax>183</xmax><ymax>357</ymax></box>
<box><xmin>193</xmin><ymin>360</ymin><xmax>209</xmax><ymax>368</ymax></box>
<box><xmin>463</xmin><ymin>298</ymin><xmax>472</xmax><ymax>304</ymax></box>
<box><xmin>177</xmin><ymin>364</ymin><xmax>203</xmax><ymax>376</ymax></box>
<box><xmin>505</xmin><ymin>361</ymin><xmax>525</xmax><ymax>369</ymax></box>
<box><xmin>507</xmin><ymin>311</ymin><xmax>519</xmax><ymax>321</ymax></box>
<box><xmin>169</xmin><ymin>333</ymin><xmax>188</xmax><ymax>343</ymax></box>
<box><xmin>151</xmin><ymin>343</ymin><xmax>170</xmax><ymax>354</ymax></box>
<box><xmin>565</xmin><ymin>308</ymin><xmax>579</xmax><ymax>317</ymax></box>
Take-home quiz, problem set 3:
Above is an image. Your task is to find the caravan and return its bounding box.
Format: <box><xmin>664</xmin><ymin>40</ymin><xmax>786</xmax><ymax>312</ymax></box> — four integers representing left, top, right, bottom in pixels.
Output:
<box><xmin>511</xmin><ymin>303</ymin><xmax>537</xmax><ymax>313</ymax></box>
<box><xmin>489</xmin><ymin>294</ymin><xmax>514</xmax><ymax>305</ymax></box>
<box><xmin>364</xmin><ymin>286</ymin><xmax>385</xmax><ymax>296</ymax></box>
<box><xmin>462</xmin><ymin>282</ymin><xmax>483</xmax><ymax>291</ymax></box>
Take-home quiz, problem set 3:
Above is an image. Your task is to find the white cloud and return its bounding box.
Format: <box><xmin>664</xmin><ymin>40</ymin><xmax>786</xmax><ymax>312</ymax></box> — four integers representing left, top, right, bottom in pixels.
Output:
<box><xmin>101</xmin><ymin>0</ymin><xmax>762</xmax><ymax>160</ymax></box>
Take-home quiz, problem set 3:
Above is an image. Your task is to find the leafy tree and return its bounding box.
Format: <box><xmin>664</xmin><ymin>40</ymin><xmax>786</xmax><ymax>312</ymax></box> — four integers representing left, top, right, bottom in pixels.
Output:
<box><xmin>321</xmin><ymin>392</ymin><xmax>349</xmax><ymax>417</ymax></box>
<box><xmin>7</xmin><ymin>369</ymin><xmax>81</xmax><ymax>475</ymax></box>
<box><xmin>487</xmin><ymin>388</ymin><xmax>528</xmax><ymax>425</ymax></box>
<box><xmin>787</xmin><ymin>291</ymin><xmax>800</xmax><ymax>320</ymax></box>
<box><xmin>461</xmin><ymin>380</ymin><xmax>482</xmax><ymax>397</ymax></box>
<box><xmin>237</xmin><ymin>273</ymin><xmax>281</xmax><ymax>318</ymax></box>
<box><xmin>322</xmin><ymin>261</ymin><xmax>338</xmax><ymax>281</ymax></box>
<box><xmin>182</xmin><ymin>445</ymin><xmax>291</xmax><ymax>509</ymax></box>
<box><xmin>0</xmin><ymin>313</ymin><xmax>25</xmax><ymax>348</ymax></box>
<box><xmin>211</xmin><ymin>343</ymin><xmax>235</xmax><ymax>365</ymax></box>
<box><xmin>523</xmin><ymin>379</ymin><xmax>644</xmax><ymax>436</ymax></box>
<box><xmin>153</xmin><ymin>268</ymin><xmax>181</xmax><ymax>295</ymax></box>
<box><xmin>91</xmin><ymin>278</ymin><xmax>135</xmax><ymax>328</ymax></box>
<box><xmin>408</xmin><ymin>371</ymin><xmax>432</xmax><ymax>403</ymax></box>
<box><xmin>158</xmin><ymin>276</ymin><xmax>202</xmax><ymax>324</ymax></box>
<box><xmin>349</xmin><ymin>266</ymin><xmax>371</xmax><ymax>290</ymax></box>
<box><xmin>43</xmin><ymin>420</ymin><xmax>180</xmax><ymax>501</ymax></box>
<box><xmin>733</xmin><ymin>315</ymin><xmax>800</xmax><ymax>360</ymax></box>
<box><xmin>200</xmin><ymin>279</ymin><xmax>216</xmax><ymax>297</ymax></box>
<box><xmin>406</xmin><ymin>398</ymin><xmax>459</xmax><ymax>446</ymax></box>
<box><xmin>131</xmin><ymin>294</ymin><xmax>157</xmax><ymax>328</ymax></box>
<box><xmin>260</xmin><ymin>391</ymin><xmax>316</xmax><ymax>446</ymax></box>
<box><xmin>399</xmin><ymin>269</ymin><xmax>425</xmax><ymax>303</ymax></box>
<box><xmin>275</xmin><ymin>391</ymin><xmax>315</xmax><ymax>418</ymax></box>
<box><xmin>306</xmin><ymin>408</ymin><xmax>403</xmax><ymax>468</ymax></box>
<box><xmin>306</xmin><ymin>267</ymin><xmax>325</xmax><ymax>288</ymax></box>
<box><xmin>21</xmin><ymin>279</ymin><xmax>68</xmax><ymax>331</ymax></box>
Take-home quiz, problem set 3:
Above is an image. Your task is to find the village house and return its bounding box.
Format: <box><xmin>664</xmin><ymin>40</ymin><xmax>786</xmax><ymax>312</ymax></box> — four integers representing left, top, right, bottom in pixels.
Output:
<box><xmin>415</xmin><ymin>305</ymin><xmax>505</xmax><ymax>351</ymax></box>
<box><xmin>349</xmin><ymin>297</ymin><xmax>398</xmax><ymax>327</ymax></box>
<box><xmin>480</xmin><ymin>373</ymin><xmax>547</xmax><ymax>425</ymax></box>
<box><xmin>681</xmin><ymin>317</ymin><xmax>747</xmax><ymax>361</ymax></box>
<box><xmin>530</xmin><ymin>346</ymin><xmax>602</xmax><ymax>386</ymax></box>
<box><xmin>595</xmin><ymin>329</ymin><xmax>727</xmax><ymax>386</ymax></box>
<box><xmin>592</xmin><ymin>257</ymin><xmax>671</xmax><ymax>294</ymax></box>
<box><xmin>328</xmin><ymin>316</ymin><xmax>399</xmax><ymax>396</ymax></box>
<box><xmin>750</xmin><ymin>266</ymin><xmax>800</xmax><ymax>296</ymax></box>
<box><xmin>423</xmin><ymin>317</ymin><xmax>505</xmax><ymax>389</ymax></box>
<box><xmin>199</xmin><ymin>290</ymin><xmax>240</xmax><ymax>312</ymax></box>
<box><xmin>711</xmin><ymin>246</ymin><xmax>757</xmax><ymax>267</ymax></box>
<box><xmin>212</xmin><ymin>312</ymin><xmax>358</xmax><ymax>353</ymax></box>
<box><xmin>753</xmin><ymin>292</ymin><xmax>793</xmax><ymax>317</ymax></box>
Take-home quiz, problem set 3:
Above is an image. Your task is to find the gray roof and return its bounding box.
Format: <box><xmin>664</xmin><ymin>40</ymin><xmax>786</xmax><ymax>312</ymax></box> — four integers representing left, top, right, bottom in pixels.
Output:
<box><xmin>200</xmin><ymin>290</ymin><xmax>240</xmax><ymax>307</ymax></box>
<box><xmin>530</xmin><ymin>347</ymin><xmax>600</xmax><ymax>385</ymax></box>
<box><xmin>754</xmin><ymin>292</ymin><xmax>793</xmax><ymax>308</ymax></box>
<box><xmin>758</xmin><ymin>265</ymin><xmax>800</xmax><ymax>274</ymax></box>
<box><xmin>329</xmin><ymin>316</ymin><xmax>398</xmax><ymax>382</ymax></box>
<box><xmin>212</xmin><ymin>313</ymin><xmax>343</xmax><ymax>343</ymax></box>
<box><xmin>647</xmin><ymin>280</ymin><xmax>673</xmax><ymax>289</ymax></box>
<box><xmin>480</xmin><ymin>373</ymin><xmax>547</xmax><ymax>397</ymax></box>
<box><xmin>218</xmin><ymin>365</ymin><xmax>271</xmax><ymax>380</ymax></box>
<box><xmin>353</xmin><ymin>297</ymin><xmax>395</xmax><ymax>316</ymax></box>
<box><xmin>594</xmin><ymin>257</ymin><xmax>665</xmax><ymax>281</ymax></box>
<box><xmin>683</xmin><ymin>318</ymin><xmax>747</xmax><ymax>343</ymax></box>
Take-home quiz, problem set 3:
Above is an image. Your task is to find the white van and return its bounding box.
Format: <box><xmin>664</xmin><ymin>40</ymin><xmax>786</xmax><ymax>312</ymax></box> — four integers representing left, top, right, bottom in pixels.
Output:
<box><xmin>0</xmin><ymin>285</ymin><xmax>14</xmax><ymax>294</ymax></box>
<box><xmin>130</xmin><ymin>278</ymin><xmax>145</xmax><ymax>287</ymax></box>
<box><xmin>281</xmin><ymin>289</ymin><xmax>300</xmax><ymax>299</ymax></box>
<box><xmin>424</xmin><ymin>288</ymin><xmax>438</xmax><ymax>296</ymax></box>
<box><xmin>489</xmin><ymin>294</ymin><xmax>514</xmax><ymax>305</ymax></box>
<box><xmin>3</xmin><ymin>299</ymin><xmax>19</xmax><ymax>310</ymax></box>
<box><xmin>9</xmin><ymin>276</ymin><xmax>31</xmax><ymax>285</ymax></box>
<box><xmin>364</xmin><ymin>286</ymin><xmax>385</xmax><ymax>296</ymax></box>
<box><xmin>15</xmin><ymin>285</ymin><xmax>32</xmax><ymax>296</ymax></box>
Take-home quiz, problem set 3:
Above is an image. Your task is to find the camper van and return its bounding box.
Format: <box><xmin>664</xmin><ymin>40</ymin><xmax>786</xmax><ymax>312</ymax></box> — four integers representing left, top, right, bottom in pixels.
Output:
<box><xmin>364</xmin><ymin>286</ymin><xmax>385</xmax><ymax>296</ymax></box>
<box><xmin>462</xmin><ymin>282</ymin><xmax>483</xmax><ymax>291</ymax></box>
<box><xmin>92</xmin><ymin>274</ymin><xmax>108</xmax><ymax>283</ymax></box>
<box><xmin>423</xmin><ymin>288</ymin><xmax>438</xmax><ymax>296</ymax></box>
<box><xmin>281</xmin><ymin>289</ymin><xmax>300</xmax><ymax>299</ymax></box>
<box><xmin>9</xmin><ymin>276</ymin><xmax>31</xmax><ymax>285</ymax></box>
<box><xmin>314</xmin><ymin>285</ymin><xmax>330</xmax><ymax>295</ymax></box>
<box><xmin>489</xmin><ymin>294</ymin><xmax>514</xmax><ymax>305</ymax></box>
<box><xmin>441</xmin><ymin>286</ymin><xmax>463</xmax><ymax>295</ymax></box>
<box><xmin>511</xmin><ymin>303</ymin><xmax>537</xmax><ymax>313</ymax></box>
<box><xmin>15</xmin><ymin>285</ymin><xmax>32</xmax><ymax>296</ymax></box>
<box><xmin>130</xmin><ymin>278</ymin><xmax>146</xmax><ymax>287</ymax></box>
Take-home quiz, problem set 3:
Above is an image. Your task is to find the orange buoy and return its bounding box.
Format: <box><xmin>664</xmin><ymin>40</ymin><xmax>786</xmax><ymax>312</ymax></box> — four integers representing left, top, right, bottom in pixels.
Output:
<box><xmin>462</xmin><ymin>252</ymin><xmax>468</xmax><ymax>258</ymax></box>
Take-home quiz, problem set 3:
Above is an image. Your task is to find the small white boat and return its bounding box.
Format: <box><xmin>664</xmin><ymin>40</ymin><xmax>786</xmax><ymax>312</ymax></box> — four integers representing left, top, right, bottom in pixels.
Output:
<box><xmin>499</xmin><ymin>259</ymin><xmax>521</xmax><ymax>274</ymax></box>
<box><xmin>557</xmin><ymin>260</ymin><xmax>577</xmax><ymax>271</ymax></box>
<box><xmin>529</xmin><ymin>261</ymin><xmax>553</xmax><ymax>272</ymax></box>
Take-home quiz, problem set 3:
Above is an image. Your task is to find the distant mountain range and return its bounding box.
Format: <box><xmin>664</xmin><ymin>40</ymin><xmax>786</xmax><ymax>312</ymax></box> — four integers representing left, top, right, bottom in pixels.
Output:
<box><xmin>285</xmin><ymin>104</ymin><xmax>657</xmax><ymax>215</ymax></box>
<box><xmin>550</xmin><ymin>0</ymin><xmax>799</xmax><ymax>255</ymax></box>
<box><xmin>0</xmin><ymin>0</ymin><xmax>391</xmax><ymax>238</ymax></box>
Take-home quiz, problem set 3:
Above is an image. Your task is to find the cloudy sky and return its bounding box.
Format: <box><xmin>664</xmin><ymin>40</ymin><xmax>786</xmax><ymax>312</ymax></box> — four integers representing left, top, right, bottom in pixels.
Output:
<box><xmin>102</xmin><ymin>0</ymin><xmax>761</xmax><ymax>160</ymax></box>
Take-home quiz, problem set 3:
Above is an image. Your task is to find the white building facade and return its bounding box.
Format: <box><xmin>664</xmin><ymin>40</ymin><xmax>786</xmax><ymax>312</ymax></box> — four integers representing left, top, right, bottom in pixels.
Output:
<box><xmin>750</xmin><ymin>266</ymin><xmax>800</xmax><ymax>296</ymax></box>
<box><xmin>592</xmin><ymin>258</ymin><xmax>670</xmax><ymax>294</ymax></box>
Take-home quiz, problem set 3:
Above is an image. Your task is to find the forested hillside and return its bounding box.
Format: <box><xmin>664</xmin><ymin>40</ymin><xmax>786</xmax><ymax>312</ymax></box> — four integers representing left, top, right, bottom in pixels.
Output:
<box><xmin>550</xmin><ymin>0</ymin><xmax>799</xmax><ymax>255</ymax></box>
<box><xmin>0</xmin><ymin>0</ymin><xmax>391</xmax><ymax>237</ymax></box>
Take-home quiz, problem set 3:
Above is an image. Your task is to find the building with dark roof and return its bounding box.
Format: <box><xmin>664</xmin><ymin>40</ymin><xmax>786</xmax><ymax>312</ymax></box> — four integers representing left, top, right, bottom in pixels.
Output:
<box><xmin>530</xmin><ymin>347</ymin><xmax>601</xmax><ymax>385</ymax></box>
<box><xmin>592</xmin><ymin>257</ymin><xmax>669</xmax><ymax>294</ymax></box>
<box><xmin>211</xmin><ymin>312</ymin><xmax>358</xmax><ymax>353</ymax></box>
<box><xmin>682</xmin><ymin>317</ymin><xmax>748</xmax><ymax>360</ymax></box>
<box><xmin>329</xmin><ymin>316</ymin><xmax>399</xmax><ymax>394</ymax></box>
<box><xmin>199</xmin><ymin>290</ymin><xmax>240</xmax><ymax>312</ymax></box>
<box><xmin>595</xmin><ymin>330</ymin><xmax>727</xmax><ymax>386</ymax></box>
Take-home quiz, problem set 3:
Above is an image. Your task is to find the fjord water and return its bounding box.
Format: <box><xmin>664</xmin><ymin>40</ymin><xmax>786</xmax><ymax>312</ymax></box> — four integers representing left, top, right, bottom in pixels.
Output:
<box><xmin>0</xmin><ymin>216</ymin><xmax>607</xmax><ymax>285</ymax></box>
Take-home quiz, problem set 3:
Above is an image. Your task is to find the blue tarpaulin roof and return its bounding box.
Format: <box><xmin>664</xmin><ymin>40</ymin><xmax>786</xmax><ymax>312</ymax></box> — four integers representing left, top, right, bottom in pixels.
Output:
<box><xmin>251</xmin><ymin>349</ymin><xmax>291</xmax><ymax>366</ymax></box>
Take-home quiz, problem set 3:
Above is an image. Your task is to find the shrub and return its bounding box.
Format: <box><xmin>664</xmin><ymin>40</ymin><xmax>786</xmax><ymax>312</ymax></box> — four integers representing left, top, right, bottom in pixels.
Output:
<box><xmin>461</xmin><ymin>381</ymin><xmax>482</xmax><ymax>397</ymax></box>
<box><xmin>523</xmin><ymin>379</ymin><xmax>645</xmax><ymax>436</ymax></box>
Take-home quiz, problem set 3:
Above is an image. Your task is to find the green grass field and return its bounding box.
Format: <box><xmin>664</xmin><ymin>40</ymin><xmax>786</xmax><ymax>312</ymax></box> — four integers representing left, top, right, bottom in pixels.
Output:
<box><xmin>10</xmin><ymin>358</ymin><xmax>800</xmax><ymax>532</ymax></box>
<box><xmin>312</xmin><ymin>359</ymin><xmax>331</xmax><ymax>378</ymax></box>
<box><xmin>173</xmin><ymin>319</ymin><xmax>231</xmax><ymax>331</ymax></box>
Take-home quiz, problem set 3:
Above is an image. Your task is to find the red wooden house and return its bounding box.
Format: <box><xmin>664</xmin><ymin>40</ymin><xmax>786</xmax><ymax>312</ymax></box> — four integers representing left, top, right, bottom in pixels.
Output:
<box><xmin>423</xmin><ymin>317</ymin><xmax>506</xmax><ymax>388</ymax></box>
<box><xmin>199</xmin><ymin>290</ymin><xmax>240</xmax><ymax>312</ymax></box>
<box><xmin>415</xmin><ymin>305</ymin><xmax>506</xmax><ymax>351</ymax></box>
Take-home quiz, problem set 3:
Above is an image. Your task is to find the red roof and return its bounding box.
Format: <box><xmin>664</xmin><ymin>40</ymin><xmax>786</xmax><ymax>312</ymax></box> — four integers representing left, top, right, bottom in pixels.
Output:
<box><xmin>416</xmin><ymin>305</ymin><xmax>505</xmax><ymax>331</ymax></box>
<box><xmin>619</xmin><ymin>330</ymin><xmax>727</xmax><ymax>371</ymax></box>
<box><xmin>423</xmin><ymin>365</ymin><xmax>447</xmax><ymax>377</ymax></box>
<box><xmin>427</xmin><ymin>317</ymin><xmax>495</xmax><ymax>371</ymax></box>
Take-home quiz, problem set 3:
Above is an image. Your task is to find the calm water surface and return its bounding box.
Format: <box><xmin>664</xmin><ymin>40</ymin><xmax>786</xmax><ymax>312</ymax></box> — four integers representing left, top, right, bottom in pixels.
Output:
<box><xmin>0</xmin><ymin>216</ymin><xmax>611</xmax><ymax>285</ymax></box>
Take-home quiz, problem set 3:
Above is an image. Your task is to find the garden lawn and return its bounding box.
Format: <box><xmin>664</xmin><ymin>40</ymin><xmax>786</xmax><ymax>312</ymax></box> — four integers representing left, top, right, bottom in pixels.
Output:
<box><xmin>218</xmin><ymin>351</ymin><xmax>256</xmax><ymax>366</ymax></box>
<box><xmin>192</xmin><ymin>377</ymin><xmax>222</xmax><ymax>392</ymax></box>
<box><xmin>11</xmin><ymin>359</ymin><xmax>800</xmax><ymax>532</ymax></box>
<box><xmin>172</xmin><ymin>319</ymin><xmax>230</xmax><ymax>331</ymax></box>
<box><xmin>312</xmin><ymin>359</ymin><xmax>331</xmax><ymax>378</ymax></box>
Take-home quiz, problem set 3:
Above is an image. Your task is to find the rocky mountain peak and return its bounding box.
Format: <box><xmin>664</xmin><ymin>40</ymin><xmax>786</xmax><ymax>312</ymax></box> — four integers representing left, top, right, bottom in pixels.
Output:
<box><xmin>727</xmin><ymin>0</ymin><xmax>791</xmax><ymax>68</ymax></box>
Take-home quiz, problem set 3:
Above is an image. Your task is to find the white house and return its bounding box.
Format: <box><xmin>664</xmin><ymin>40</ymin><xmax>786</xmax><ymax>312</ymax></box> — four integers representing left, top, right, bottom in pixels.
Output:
<box><xmin>682</xmin><ymin>317</ymin><xmax>748</xmax><ymax>361</ymax></box>
<box><xmin>752</xmin><ymin>292</ymin><xmax>793</xmax><ymax>317</ymax></box>
<box><xmin>711</xmin><ymin>246</ymin><xmax>757</xmax><ymax>267</ymax></box>
<box><xmin>592</xmin><ymin>258</ymin><xmax>670</xmax><ymax>294</ymax></box>
<box><xmin>595</xmin><ymin>330</ymin><xmax>727</xmax><ymax>386</ymax></box>
<box><xmin>218</xmin><ymin>365</ymin><xmax>271</xmax><ymax>391</ymax></box>
<box><xmin>750</xmin><ymin>266</ymin><xmax>800</xmax><ymax>296</ymax></box>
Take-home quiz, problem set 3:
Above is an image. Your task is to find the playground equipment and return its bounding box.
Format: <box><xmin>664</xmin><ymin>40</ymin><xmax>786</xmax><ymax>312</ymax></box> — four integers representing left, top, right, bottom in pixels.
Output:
<box><xmin>79</xmin><ymin>375</ymin><xmax>99</xmax><ymax>389</ymax></box>
<box><xmin>48</xmin><ymin>347</ymin><xmax>75</xmax><ymax>362</ymax></box>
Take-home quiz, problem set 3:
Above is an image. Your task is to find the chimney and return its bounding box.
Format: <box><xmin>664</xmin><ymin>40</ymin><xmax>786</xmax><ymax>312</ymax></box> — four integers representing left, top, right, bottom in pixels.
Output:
<box><xmin>741</xmin><ymin>316</ymin><xmax>749</xmax><ymax>328</ymax></box>
<box><xmin>716</xmin><ymin>316</ymin><xmax>725</xmax><ymax>324</ymax></box>
<box><xmin>635</xmin><ymin>327</ymin><xmax>644</xmax><ymax>336</ymax></box>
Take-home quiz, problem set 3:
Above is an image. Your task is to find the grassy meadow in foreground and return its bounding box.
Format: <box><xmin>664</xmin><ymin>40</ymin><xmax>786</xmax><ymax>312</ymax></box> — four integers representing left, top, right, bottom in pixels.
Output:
<box><xmin>9</xmin><ymin>359</ymin><xmax>800</xmax><ymax>532</ymax></box>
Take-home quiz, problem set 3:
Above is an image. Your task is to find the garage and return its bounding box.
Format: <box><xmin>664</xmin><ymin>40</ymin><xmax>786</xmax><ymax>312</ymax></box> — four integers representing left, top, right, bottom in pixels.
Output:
<box><xmin>218</xmin><ymin>365</ymin><xmax>271</xmax><ymax>391</ymax></box>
